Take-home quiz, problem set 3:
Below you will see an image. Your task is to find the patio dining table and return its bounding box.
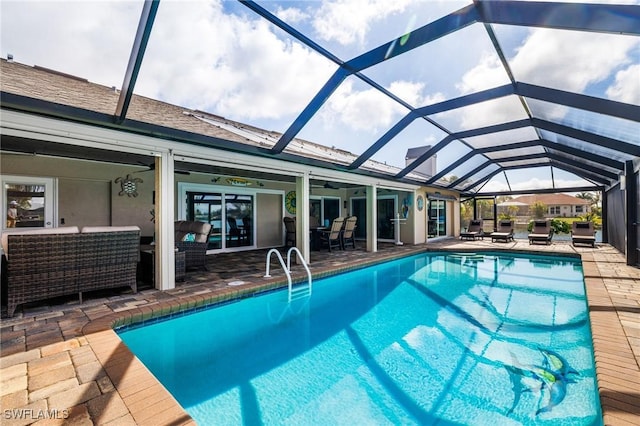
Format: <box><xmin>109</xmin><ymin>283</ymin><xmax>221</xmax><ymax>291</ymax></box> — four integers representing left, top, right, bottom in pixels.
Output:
<box><xmin>309</xmin><ymin>226</ymin><xmax>328</xmax><ymax>251</ymax></box>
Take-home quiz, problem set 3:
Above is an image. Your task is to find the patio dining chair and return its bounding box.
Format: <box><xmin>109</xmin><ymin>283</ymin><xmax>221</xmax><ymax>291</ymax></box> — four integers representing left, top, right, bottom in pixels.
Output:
<box><xmin>227</xmin><ymin>217</ymin><xmax>243</xmax><ymax>246</ymax></box>
<box><xmin>528</xmin><ymin>220</ymin><xmax>554</xmax><ymax>245</ymax></box>
<box><xmin>283</xmin><ymin>217</ymin><xmax>296</xmax><ymax>247</ymax></box>
<box><xmin>341</xmin><ymin>216</ymin><xmax>358</xmax><ymax>249</ymax></box>
<box><xmin>460</xmin><ymin>219</ymin><xmax>484</xmax><ymax>240</ymax></box>
<box><xmin>319</xmin><ymin>217</ymin><xmax>345</xmax><ymax>252</ymax></box>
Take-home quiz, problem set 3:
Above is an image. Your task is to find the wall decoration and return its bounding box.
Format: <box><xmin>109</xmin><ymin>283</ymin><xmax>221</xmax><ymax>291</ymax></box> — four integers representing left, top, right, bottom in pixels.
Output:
<box><xmin>417</xmin><ymin>195</ymin><xmax>424</xmax><ymax>211</ymax></box>
<box><xmin>115</xmin><ymin>174</ymin><xmax>143</xmax><ymax>197</ymax></box>
<box><xmin>285</xmin><ymin>191</ymin><xmax>296</xmax><ymax>214</ymax></box>
<box><xmin>226</xmin><ymin>177</ymin><xmax>252</xmax><ymax>186</ymax></box>
<box><xmin>401</xmin><ymin>194</ymin><xmax>413</xmax><ymax>218</ymax></box>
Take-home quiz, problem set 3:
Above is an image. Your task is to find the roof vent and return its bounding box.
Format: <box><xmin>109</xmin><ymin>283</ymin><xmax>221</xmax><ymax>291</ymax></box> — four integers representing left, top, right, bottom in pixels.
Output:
<box><xmin>7</xmin><ymin>53</ymin><xmax>13</xmax><ymax>62</ymax></box>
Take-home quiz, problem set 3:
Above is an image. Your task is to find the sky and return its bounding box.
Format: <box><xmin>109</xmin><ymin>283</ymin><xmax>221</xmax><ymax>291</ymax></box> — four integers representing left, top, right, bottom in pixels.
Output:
<box><xmin>1</xmin><ymin>0</ymin><xmax>638</xmax><ymax>193</ymax></box>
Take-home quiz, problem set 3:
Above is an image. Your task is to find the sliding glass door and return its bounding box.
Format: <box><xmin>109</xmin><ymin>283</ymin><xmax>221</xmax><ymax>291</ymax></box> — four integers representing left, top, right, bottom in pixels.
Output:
<box><xmin>186</xmin><ymin>190</ymin><xmax>254</xmax><ymax>250</ymax></box>
<box><xmin>350</xmin><ymin>196</ymin><xmax>397</xmax><ymax>241</ymax></box>
<box><xmin>428</xmin><ymin>199</ymin><xmax>446</xmax><ymax>239</ymax></box>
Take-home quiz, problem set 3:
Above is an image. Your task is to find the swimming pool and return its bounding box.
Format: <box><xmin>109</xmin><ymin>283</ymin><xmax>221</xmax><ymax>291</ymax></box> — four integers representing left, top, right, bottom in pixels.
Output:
<box><xmin>118</xmin><ymin>252</ymin><xmax>602</xmax><ymax>425</ymax></box>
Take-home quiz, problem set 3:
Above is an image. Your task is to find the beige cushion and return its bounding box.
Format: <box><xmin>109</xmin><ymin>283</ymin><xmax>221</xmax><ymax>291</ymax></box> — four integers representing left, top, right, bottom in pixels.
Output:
<box><xmin>1</xmin><ymin>226</ymin><xmax>80</xmax><ymax>256</ymax></box>
<box><xmin>81</xmin><ymin>226</ymin><xmax>140</xmax><ymax>233</ymax></box>
<box><xmin>175</xmin><ymin>221</ymin><xmax>212</xmax><ymax>243</ymax></box>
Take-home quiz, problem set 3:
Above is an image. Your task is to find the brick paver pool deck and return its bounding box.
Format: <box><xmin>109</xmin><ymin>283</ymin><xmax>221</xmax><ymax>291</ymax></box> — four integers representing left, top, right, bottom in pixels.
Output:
<box><xmin>1</xmin><ymin>239</ymin><xmax>638</xmax><ymax>425</ymax></box>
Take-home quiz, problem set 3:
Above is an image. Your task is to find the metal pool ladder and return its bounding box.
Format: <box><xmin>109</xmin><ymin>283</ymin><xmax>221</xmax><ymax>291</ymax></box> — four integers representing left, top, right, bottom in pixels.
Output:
<box><xmin>264</xmin><ymin>247</ymin><xmax>312</xmax><ymax>302</ymax></box>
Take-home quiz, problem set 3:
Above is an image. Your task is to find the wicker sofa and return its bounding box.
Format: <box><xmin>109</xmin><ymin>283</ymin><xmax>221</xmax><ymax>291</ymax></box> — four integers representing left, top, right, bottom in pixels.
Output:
<box><xmin>1</xmin><ymin>226</ymin><xmax>140</xmax><ymax>317</ymax></box>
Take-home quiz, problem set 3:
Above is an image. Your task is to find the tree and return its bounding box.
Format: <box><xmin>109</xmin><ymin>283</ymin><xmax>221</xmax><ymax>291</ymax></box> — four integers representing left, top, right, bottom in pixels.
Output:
<box><xmin>576</xmin><ymin>192</ymin><xmax>594</xmax><ymax>203</ymax></box>
<box><xmin>530</xmin><ymin>201</ymin><xmax>547</xmax><ymax>219</ymax></box>
<box><xmin>499</xmin><ymin>205</ymin><xmax>519</xmax><ymax>220</ymax></box>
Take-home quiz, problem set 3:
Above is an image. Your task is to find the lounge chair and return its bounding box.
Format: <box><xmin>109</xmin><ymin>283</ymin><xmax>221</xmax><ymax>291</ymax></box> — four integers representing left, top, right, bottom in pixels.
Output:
<box><xmin>571</xmin><ymin>221</ymin><xmax>596</xmax><ymax>247</ymax></box>
<box><xmin>341</xmin><ymin>216</ymin><xmax>358</xmax><ymax>249</ymax></box>
<box><xmin>528</xmin><ymin>220</ymin><xmax>554</xmax><ymax>245</ymax></box>
<box><xmin>460</xmin><ymin>219</ymin><xmax>484</xmax><ymax>240</ymax></box>
<box><xmin>319</xmin><ymin>217</ymin><xmax>344</xmax><ymax>252</ymax></box>
<box><xmin>490</xmin><ymin>220</ymin><xmax>514</xmax><ymax>243</ymax></box>
<box><xmin>283</xmin><ymin>217</ymin><xmax>296</xmax><ymax>247</ymax></box>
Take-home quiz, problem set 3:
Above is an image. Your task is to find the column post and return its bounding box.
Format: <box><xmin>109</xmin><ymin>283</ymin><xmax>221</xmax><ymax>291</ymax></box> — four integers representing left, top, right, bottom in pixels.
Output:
<box><xmin>366</xmin><ymin>185</ymin><xmax>377</xmax><ymax>252</ymax></box>
<box><xmin>296</xmin><ymin>173</ymin><xmax>311</xmax><ymax>263</ymax></box>
<box><xmin>155</xmin><ymin>151</ymin><xmax>175</xmax><ymax>290</ymax></box>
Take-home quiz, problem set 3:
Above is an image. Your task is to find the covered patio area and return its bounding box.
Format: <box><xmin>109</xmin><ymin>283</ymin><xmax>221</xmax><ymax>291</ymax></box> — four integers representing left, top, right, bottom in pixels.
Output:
<box><xmin>1</xmin><ymin>240</ymin><xmax>638</xmax><ymax>425</ymax></box>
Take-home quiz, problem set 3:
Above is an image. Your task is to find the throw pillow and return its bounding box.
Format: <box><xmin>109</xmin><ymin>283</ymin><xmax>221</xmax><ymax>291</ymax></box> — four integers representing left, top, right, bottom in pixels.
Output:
<box><xmin>182</xmin><ymin>232</ymin><xmax>196</xmax><ymax>242</ymax></box>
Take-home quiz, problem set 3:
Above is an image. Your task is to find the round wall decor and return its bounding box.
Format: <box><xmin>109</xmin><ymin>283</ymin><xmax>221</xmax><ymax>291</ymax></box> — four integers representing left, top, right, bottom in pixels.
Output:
<box><xmin>285</xmin><ymin>191</ymin><xmax>296</xmax><ymax>214</ymax></box>
<box><xmin>417</xmin><ymin>195</ymin><xmax>424</xmax><ymax>211</ymax></box>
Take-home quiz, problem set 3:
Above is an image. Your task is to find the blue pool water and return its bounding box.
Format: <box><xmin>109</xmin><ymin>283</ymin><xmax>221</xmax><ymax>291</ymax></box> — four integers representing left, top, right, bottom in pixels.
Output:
<box><xmin>118</xmin><ymin>252</ymin><xmax>602</xmax><ymax>425</ymax></box>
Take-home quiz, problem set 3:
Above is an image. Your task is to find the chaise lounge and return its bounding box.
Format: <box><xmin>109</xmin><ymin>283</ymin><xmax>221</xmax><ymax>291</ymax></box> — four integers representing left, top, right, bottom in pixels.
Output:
<box><xmin>528</xmin><ymin>220</ymin><xmax>554</xmax><ymax>245</ymax></box>
<box><xmin>460</xmin><ymin>219</ymin><xmax>484</xmax><ymax>240</ymax></box>
<box><xmin>571</xmin><ymin>221</ymin><xmax>596</xmax><ymax>247</ymax></box>
<box><xmin>490</xmin><ymin>220</ymin><xmax>514</xmax><ymax>243</ymax></box>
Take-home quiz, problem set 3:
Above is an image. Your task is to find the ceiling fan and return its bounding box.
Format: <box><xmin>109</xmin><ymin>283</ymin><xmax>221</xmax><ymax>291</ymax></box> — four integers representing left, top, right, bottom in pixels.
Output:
<box><xmin>135</xmin><ymin>162</ymin><xmax>191</xmax><ymax>175</ymax></box>
<box><xmin>323</xmin><ymin>182</ymin><xmax>338</xmax><ymax>189</ymax></box>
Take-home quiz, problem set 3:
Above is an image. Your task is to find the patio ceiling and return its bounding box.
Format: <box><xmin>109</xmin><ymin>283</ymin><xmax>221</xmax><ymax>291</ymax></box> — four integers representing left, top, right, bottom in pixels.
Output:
<box><xmin>1</xmin><ymin>1</ymin><xmax>638</xmax><ymax>196</ymax></box>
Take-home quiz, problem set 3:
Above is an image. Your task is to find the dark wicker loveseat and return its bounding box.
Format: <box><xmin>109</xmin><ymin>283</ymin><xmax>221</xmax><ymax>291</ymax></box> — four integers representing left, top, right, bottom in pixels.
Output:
<box><xmin>2</xmin><ymin>226</ymin><xmax>140</xmax><ymax>317</ymax></box>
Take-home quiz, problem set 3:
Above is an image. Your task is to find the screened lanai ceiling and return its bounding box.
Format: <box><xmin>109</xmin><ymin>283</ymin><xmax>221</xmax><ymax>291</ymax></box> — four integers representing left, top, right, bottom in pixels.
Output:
<box><xmin>1</xmin><ymin>0</ymin><xmax>639</xmax><ymax>195</ymax></box>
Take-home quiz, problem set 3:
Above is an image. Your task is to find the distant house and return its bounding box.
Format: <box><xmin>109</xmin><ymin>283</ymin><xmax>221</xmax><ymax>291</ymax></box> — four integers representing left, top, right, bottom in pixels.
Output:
<box><xmin>498</xmin><ymin>194</ymin><xmax>591</xmax><ymax>218</ymax></box>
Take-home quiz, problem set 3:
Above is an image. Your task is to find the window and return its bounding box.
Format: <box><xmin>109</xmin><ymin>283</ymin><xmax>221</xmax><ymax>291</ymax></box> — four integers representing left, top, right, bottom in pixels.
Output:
<box><xmin>549</xmin><ymin>206</ymin><xmax>561</xmax><ymax>215</ymax></box>
<box><xmin>575</xmin><ymin>206</ymin><xmax>584</xmax><ymax>213</ymax></box>
<box><xmin>310</xmin><ymin>196</ymin><xmax>341</xmax><ymax>227</ymax></box>
<box><xmin>2</xmin><ymin>176</ymin><xmax>56</xmax><ymax>230</ymax></box>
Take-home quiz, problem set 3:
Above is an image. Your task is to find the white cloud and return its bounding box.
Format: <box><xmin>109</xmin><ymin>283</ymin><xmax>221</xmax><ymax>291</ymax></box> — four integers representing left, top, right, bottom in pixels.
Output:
<box><xmin>274</xmin><ymin>6</ymin><xmax>309</xmax><ymax>24</ymax></box>
<box><xmin>319</xmin><ymin>79</ymin><xmax>440</xmax><ymax>134</ymax></box>
<box><xmin>312</xmin><ymin>0</ymin><xmax>412</xmax><ymax>46</ymax></box>
<box><xmin>136</xmin><ymin>2</ymin><xmax>336</xmax><ymax>121</ymax></box>
<box><xmin>606</xmin><ymin>64</ymin><xmax>640</xmax><ymax>104</ymax></box>
<box><xmin>451</xmin><ymin>28</ymin><xmax>639</xmax><ymax>131</ymax></box>
<box><xmin>511</xmin><ymin>29</ymin><xmax>636</xmax><ymax>91</ymax></box>
<box><xmin>319</xmin><ymin>80</ymin><xmax>399</xmax><ymax>132</ymax></box>
<box><xmin>0</xmin><ymin>1</ymin><xmax>141</xmax><ymax>87</ymax></box>
<box><xmin>456</xmin><ymin>53</ymin><xmax>509</xmax><ymax>95</ymax></box>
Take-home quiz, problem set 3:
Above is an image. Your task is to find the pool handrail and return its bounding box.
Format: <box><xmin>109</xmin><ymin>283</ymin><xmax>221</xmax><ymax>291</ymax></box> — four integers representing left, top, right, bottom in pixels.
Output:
<box><xmin>264</xmin><ymin>248</ymin><xmax>312</xmax><ymax>302</ymax></box>
<box><xmin>287</xmin><ymin>247</ymin><xmax>312</xmax><ymax>300</ymax></box>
